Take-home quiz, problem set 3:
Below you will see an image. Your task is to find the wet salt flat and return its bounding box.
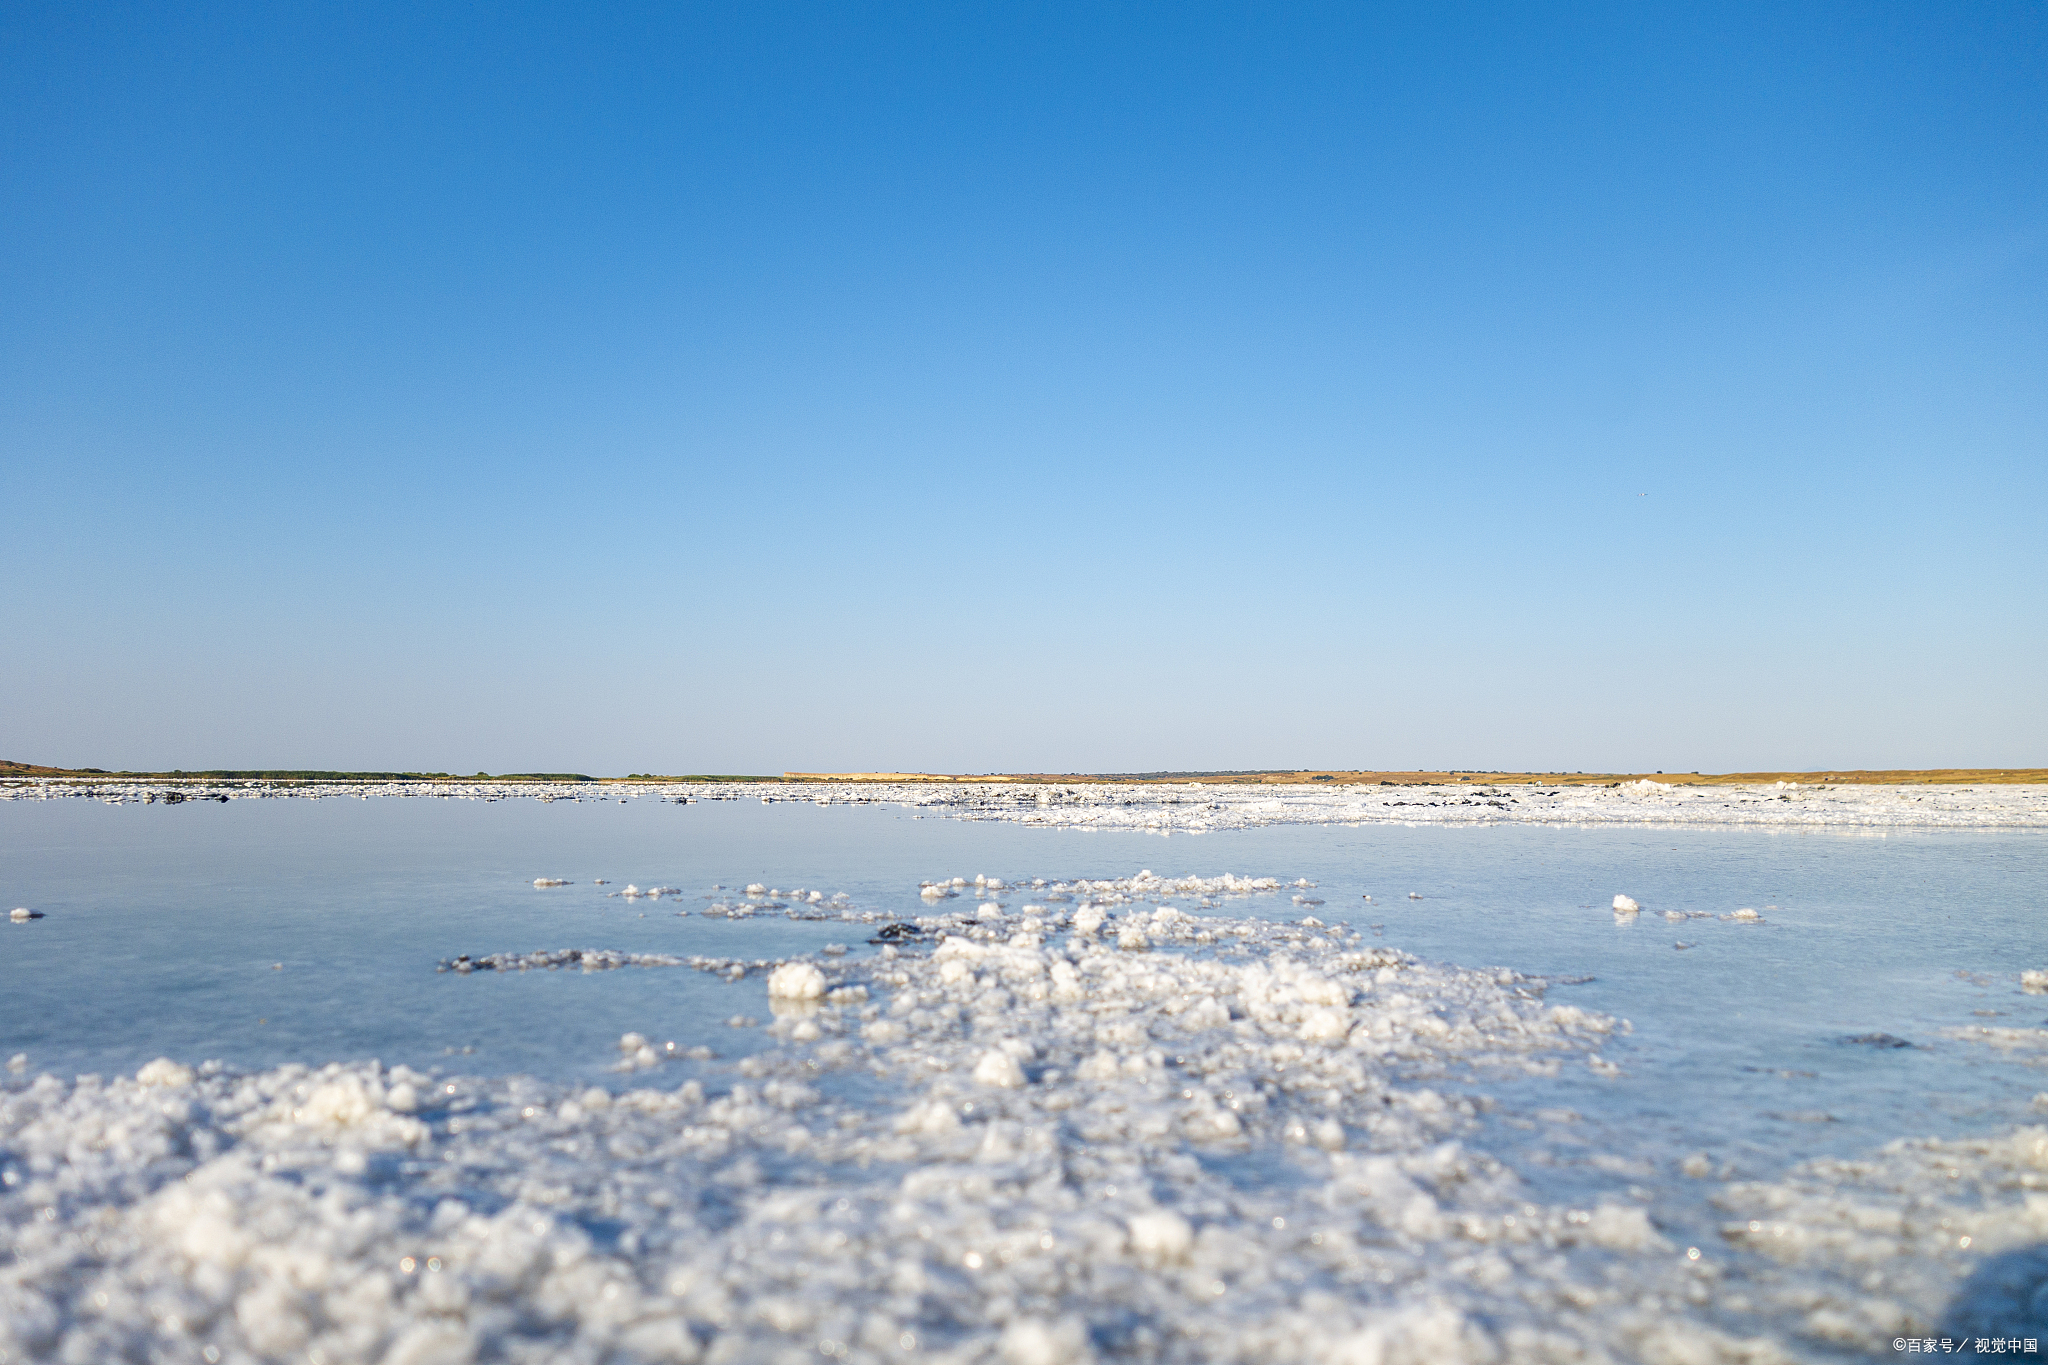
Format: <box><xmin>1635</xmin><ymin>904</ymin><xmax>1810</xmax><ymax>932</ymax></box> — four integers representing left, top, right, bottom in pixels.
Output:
<box><xmin>2</xmin><ymin>794</ymin><xmax>2045</xmax><ymax>1364</ymax></box>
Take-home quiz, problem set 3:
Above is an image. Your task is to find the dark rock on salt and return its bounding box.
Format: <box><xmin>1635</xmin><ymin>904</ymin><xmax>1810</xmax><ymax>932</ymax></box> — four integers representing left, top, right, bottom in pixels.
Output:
<box><xmin>1839</xmin><ymin>1032</ymin><xmax>1914</xmax><ymax>1049</ymax></box>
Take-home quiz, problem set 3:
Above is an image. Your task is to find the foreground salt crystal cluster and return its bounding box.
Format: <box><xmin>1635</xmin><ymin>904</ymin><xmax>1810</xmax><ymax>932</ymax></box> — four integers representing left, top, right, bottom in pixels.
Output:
<box><xmin>0</xmin><ymin>871</ymin><xmax>2029</xmax><ymax>1364</ymax></box>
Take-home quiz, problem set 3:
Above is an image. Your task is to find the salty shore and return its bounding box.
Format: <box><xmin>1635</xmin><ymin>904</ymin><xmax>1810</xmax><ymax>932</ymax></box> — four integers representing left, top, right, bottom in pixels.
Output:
<box><xmin>4</xmin><ymin>773</ymin><xmax>2044</xmax><ymax>830</ymax></box>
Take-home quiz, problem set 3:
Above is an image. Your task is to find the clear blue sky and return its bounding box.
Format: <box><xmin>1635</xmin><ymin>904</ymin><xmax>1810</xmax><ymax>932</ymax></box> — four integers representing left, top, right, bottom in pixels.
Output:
<box><xmin>4</xmin><ymin>3</ymin><xmax>2042</xmax><ymax>775</ymax></box>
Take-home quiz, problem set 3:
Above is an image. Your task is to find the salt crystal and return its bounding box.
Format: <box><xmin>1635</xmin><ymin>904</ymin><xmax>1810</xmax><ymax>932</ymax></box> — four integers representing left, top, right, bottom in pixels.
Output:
<box><xmin>766</xmin><ymin>962</ymin><xmax>826</xmax><ymax>1001</ymax></box>
<box><xmin>972</xmin><ymin>1050</ymin><xmax>1026</xmax><ymax>1088</ymax></box>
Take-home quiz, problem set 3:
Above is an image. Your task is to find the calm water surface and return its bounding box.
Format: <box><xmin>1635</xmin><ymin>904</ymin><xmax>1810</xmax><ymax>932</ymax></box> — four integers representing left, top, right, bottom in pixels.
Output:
<box><xmin>3</xmin><ymin>796</ymin><xmax>2040</xmax><ymax>1166</ymax></box>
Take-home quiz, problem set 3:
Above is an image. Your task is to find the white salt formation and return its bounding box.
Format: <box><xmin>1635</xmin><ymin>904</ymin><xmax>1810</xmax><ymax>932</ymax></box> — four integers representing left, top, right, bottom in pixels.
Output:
<box><xmin>1714</xmin><ymin>1128</ymin><xmax>2048</xmax><ymax>1344</ymax></box>
<box><xmin>8</xmin><ymin>775</ymin><xmax>2045</xmax><ymax>831</ymax></box>
<box><xmin>1612</xmin><ymin>894</ymin><xmax>1640</xmax><ymax>914</ymax></box>
<box><xmin>9</xmin><ymin>907</ymin><xmax>32</xmax><ymax>922</ymax></box>
<box><xmin>971</xmin><ymin>1048</ymin><xmax>1027</xmax><ymax>1088</ymax></box>
<box><xmin>765</xmin><ymin>961</ymin><xmax>826</xmax><ymax>1001</ymax></box>
<box><xmin>134</xmin><ymin>1058</ymin><xmax>194</xmax><ymax>1088</ymax></box>
<box><xmin>532</xmin><ymin>877</ymin><xmax>571</xmax><ymax>887</ymax></box>
<box><xmin>0</xmin><ymin>870</ymin><xmax>2037</xmax><ymax>1363</ymax></box>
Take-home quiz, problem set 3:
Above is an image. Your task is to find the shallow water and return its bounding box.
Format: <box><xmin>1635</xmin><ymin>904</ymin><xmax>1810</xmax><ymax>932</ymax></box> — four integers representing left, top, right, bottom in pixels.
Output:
<box><xmin>3</xmin><ymin>798</ymin><xmax>2044</xmax><ymax>1363</ymax></box>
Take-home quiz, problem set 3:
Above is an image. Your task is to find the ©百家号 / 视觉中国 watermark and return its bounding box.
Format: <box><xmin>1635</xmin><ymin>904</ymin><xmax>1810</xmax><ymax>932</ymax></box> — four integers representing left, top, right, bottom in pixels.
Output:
<box><xmin>1893</xmin><ymin>1338</ymin><xmax>2040</xmax><ymax>1354</ymax></box>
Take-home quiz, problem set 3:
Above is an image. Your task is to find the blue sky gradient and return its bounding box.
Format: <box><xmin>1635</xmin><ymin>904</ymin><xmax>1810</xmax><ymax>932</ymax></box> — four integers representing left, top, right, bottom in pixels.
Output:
<box><xmin>4</xmin><ymin>3</ymin><xmax>2042</xmax><ymax>774</ymax></box>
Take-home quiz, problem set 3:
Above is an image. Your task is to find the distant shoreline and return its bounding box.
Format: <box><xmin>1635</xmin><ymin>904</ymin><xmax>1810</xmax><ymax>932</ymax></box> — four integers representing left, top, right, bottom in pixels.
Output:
<box><xmin>779</xmin><ymin>767</ymin><xmax>2048</xmax><ymax>787</ymax></box>
<box><xmin>5</xmin><ymin>759</ymin><xmax>2043</xmax><ymax>787</ymax></box>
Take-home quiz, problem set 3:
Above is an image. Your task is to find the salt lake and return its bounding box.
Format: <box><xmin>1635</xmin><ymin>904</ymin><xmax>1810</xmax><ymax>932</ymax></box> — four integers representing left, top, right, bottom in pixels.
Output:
<box><xmin>2</xmin><ymin>788</ymin><xmax>2043</xmax><ymax>1364</ymax></box>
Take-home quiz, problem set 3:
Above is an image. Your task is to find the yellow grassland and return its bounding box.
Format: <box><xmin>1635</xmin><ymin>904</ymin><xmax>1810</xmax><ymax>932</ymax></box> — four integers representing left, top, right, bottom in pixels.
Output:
<box><xmin>6</xmin><ymin>759</ymin><xmax>2041</xmax><ymax>787</ymax></box>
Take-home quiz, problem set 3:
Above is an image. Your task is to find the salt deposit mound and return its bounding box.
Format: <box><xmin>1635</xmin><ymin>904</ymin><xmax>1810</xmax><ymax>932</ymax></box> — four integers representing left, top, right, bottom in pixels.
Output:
<box><xmin>1</xmin><ymin>878</ymin><xmax>2030</xmax><ymax>1363</ymax></box>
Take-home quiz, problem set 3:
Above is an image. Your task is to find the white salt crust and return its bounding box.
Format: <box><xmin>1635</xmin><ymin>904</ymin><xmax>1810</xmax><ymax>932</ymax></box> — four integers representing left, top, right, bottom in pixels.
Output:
<box><xmin>1711</xmin><ymin>1128</ymin><xmax>2048</xmax><ymax>1344</ymax></box>
<box><xmin>6</xmin><ymin>777</ymin><xmax>2045</xmax><ymax>830</ymax></box>
<box><xmin>1</xmin><ymin>877</ymin><xmax>2039</xmax><ymax>1364</ymax></box>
